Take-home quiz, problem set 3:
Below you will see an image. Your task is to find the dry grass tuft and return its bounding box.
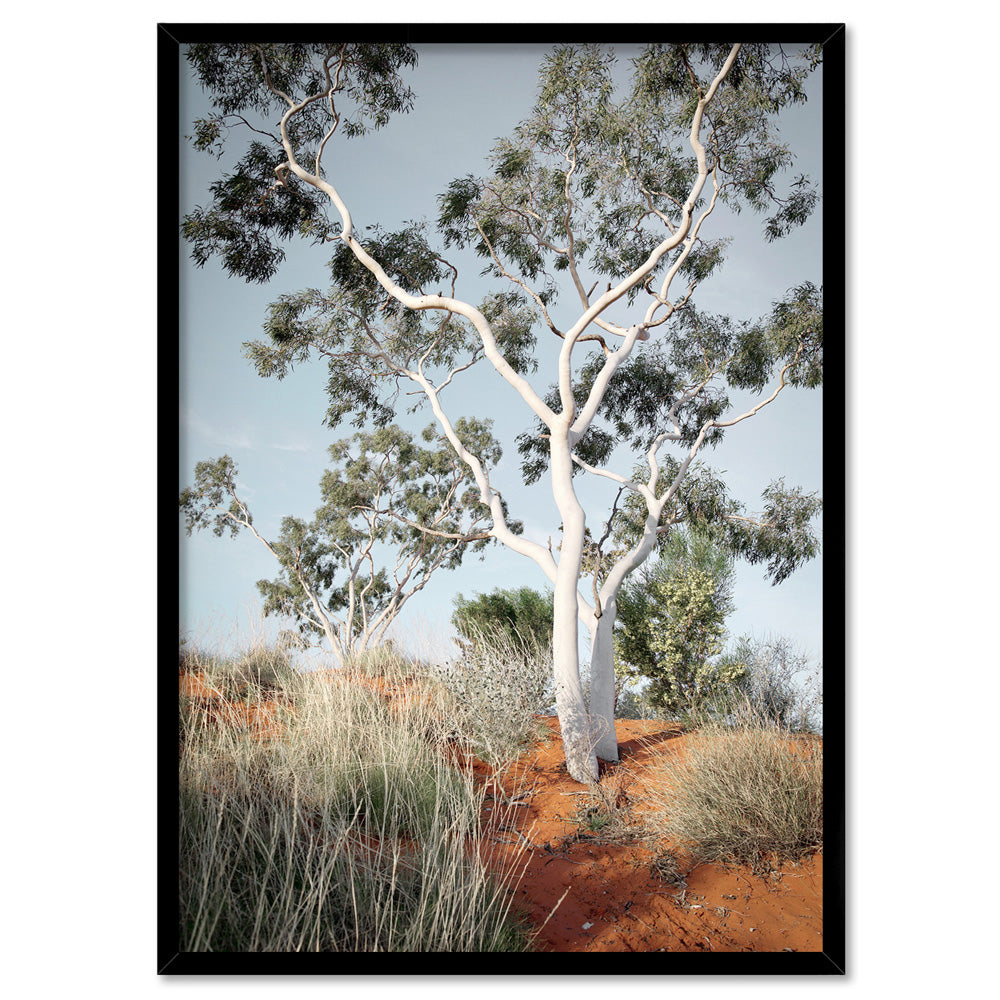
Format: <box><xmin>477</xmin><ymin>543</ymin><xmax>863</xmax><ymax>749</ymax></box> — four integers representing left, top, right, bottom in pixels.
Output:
<box><xmin>651</xmin><ymin>720</ymin><xmax>823</xmax><ymax>871</ymax></box>
<box><xmin>570</xmin><ymin>766</ymin><xmax>645</xmax><ymax>844</ymax></box>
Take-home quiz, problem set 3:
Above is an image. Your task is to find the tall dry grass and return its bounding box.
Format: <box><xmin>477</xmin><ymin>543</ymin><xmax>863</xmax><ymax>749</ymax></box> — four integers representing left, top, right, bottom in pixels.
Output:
<box><xmin>178</xmin><ymin>642</ymin><xmax>534</xmax><ymax>952</ymax></box>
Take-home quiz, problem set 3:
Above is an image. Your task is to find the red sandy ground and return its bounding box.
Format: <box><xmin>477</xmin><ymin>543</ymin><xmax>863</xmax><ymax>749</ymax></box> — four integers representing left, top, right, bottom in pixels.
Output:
<box><xmin>469</xmin><ymin>715</ymin><xmax>823</xmax><ymax>953</ymax></box>
<box><xmin>179</xmin><ymin>669</ymin><xmax>823</xmax><ymax>953</ymax></box>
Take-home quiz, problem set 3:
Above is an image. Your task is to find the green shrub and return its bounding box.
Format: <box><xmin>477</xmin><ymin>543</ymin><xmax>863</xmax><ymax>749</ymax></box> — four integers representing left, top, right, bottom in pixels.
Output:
<box><xmin>717</xmin><ymin>635</ymin><xmax>823</xmax><ymax>734</ymax></box>
<box><xmin>612</xmin><ymin>683</ymin><xmax>659</xmax><ymax>721</ymax></box>
<box><xmin>451</xmin><ymin>586</ymin><xmax>553</xmax><ymax>656</ymax></box>
<box><xmin>614</xmin><ymin>529</ymin><xmax>740</xmax><ymax>721</ymax></box>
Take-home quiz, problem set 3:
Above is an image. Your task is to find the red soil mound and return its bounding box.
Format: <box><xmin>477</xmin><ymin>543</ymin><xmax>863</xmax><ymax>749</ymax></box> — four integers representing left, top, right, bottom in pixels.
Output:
<box><xmin>178</xmin><ymin>670</ymin><xmax>287</xmax><ymax>740</ymax></box>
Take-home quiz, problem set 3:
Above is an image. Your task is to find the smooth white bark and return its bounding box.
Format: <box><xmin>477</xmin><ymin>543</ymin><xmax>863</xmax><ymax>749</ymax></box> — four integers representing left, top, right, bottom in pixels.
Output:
<box><xmin>588</xmin><ymin>602</ymin><xmax>619</xmax><ymax>762</ymax></box>
<box><xmin>580</xmin><ymin>350</ymin><xmax>807</xmax><ymax>743</ymax></box>
<box><xmin>548</xmin><ymin>421</ymin><xmax>600</xmax><ymax>782</ymax></box>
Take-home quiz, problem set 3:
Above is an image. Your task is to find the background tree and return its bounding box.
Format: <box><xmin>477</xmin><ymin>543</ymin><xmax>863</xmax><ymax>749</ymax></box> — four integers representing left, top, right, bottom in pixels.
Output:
<box><xmin>451</xmin><ymin>586</ymin><xmax>554</xmax><ymax>658</ymax></box>
<box><xmin>179</xmin><ymin>422</ymin><xmax>508</xmax><ymax>664</ymax></box>
<box><xmin>183</xmin><ymin>39</ymin><xmax>826</xmax><ymax>782</ymax></box>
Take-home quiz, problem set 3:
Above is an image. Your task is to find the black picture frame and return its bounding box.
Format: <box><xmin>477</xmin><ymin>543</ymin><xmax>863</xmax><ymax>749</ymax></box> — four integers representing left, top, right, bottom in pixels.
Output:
<box><xmin>160</xmin><ymin>21</ymin><xmax>845</xmax><ymax>975</ymax></box>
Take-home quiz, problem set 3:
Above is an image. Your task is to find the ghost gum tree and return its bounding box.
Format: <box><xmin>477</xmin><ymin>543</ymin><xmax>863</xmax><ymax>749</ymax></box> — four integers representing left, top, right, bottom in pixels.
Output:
<box><xmin>183</xmin><ymin>40</ymin><xmax>825</xmax><ymax>782</ymax></box>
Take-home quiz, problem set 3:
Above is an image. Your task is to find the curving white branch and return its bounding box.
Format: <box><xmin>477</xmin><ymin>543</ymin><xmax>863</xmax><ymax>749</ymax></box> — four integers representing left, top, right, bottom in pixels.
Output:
<box><xmin>261</xmin><ymin>66</ymin><xmax>558</xmax><ymax>432</ymax></box>
<box><xmin>554</xmin><ymin>45</ymin><xmax>741</xmax><ymax>418</ymax></box>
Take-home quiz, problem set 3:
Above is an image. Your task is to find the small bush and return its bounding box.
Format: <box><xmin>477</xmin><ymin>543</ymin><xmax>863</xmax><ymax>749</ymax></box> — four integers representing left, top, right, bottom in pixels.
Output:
<box><xmin>344</xmin><ymin>642</ymin><xmax>416</xmax><ymax>679</ymax></box>
<box><xmin>653</xmin><ymin>721</ymin><xmax>822</xmax><ymax>870</ymax></box>
<box><xmin>613</xmin><ymin>530</ymin><xmax>737</xmax><ymax>721</ymax></box>
<box><xmin>451</xmin><ymin>586</ymin><xmax>553</xmax><ymax>656</ymax></box>
<box><xmin>614</xmin><ymin>634</ymin><xmax>823</xmax><ymax>734</ymax></box>
<box><xmin>614</xmin><ymin>680</ymin><xmax>671</xmax><ymax>721</ymax></box>
<box><xmin>427</xmin><ymin>624</ymin><xmax>554</xmax><ymax>767</ymax></box>
<box><xmin>725</xmin><ymin>635</ymin><xmax>823</xmax><ymax>735</ymax></box>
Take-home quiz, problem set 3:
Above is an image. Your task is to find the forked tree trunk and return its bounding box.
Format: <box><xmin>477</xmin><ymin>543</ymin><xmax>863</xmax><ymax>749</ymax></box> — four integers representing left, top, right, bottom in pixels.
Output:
<box><xmin>585</xmin><ymin>516</ymin><xmax>668</xmax><ymax>761</ymax></box>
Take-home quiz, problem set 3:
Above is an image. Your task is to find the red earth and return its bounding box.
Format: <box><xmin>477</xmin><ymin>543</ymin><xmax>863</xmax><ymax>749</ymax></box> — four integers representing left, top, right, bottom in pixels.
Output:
<box><xmin>467</xmin><ymin>714</ymin><xmax>823</xmax><ymax>953</ymax></box>
<box><xmin>179</xmin><ymin>668</ymin><xmax>823</xmax><ymax>953</ymax></box>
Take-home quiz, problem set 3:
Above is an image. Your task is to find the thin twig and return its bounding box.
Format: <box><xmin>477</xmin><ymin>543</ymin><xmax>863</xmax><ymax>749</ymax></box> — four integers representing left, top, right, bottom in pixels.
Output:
<box><xmin>536</xmin><ymin>887</ymin><xmax>572</xmax><ymax>932</ymax></box>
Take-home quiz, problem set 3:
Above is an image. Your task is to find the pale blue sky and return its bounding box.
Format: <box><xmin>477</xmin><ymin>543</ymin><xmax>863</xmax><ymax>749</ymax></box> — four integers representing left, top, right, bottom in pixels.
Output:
<box><xmin>179</xmin><ymin>42</ymin><xmax>825</xmax><ymax>667</ymax></box>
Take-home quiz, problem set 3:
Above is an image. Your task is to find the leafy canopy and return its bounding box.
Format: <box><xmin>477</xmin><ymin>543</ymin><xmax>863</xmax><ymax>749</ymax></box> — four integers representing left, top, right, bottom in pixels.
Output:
<box><xmin>183</xmin><ymin>42</ymin><xmax>419</xmax><ymax>283</ymax></box>
<box><xmin>181</xmin><ymin>41</ymin><xmax>825</xmax><ymax>627</ymax></box>
<box><xmin>184</xmin><ymin>42</ymin><xmax>822</xmax><ymax>460</ymax></box>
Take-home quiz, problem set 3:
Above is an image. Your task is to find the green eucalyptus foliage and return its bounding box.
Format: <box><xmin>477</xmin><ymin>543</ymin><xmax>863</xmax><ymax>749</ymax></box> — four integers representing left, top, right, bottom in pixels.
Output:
<box><xmin>183</xmin><ymin>42</ymin><xmax>418</xmax><ymax>283</ymax></box>
<box><xmin>516</xmin><ymin>282</ymin><xmax>823</xmax><ymax>485</ymax></box>
<box><xmin>182</xmin><ymin>42</ymin><xmax>826</xmax><ymax>632</ymax></box>
<box><xmin>576</xmin><ymin>454</ymin><xmax>822</xmax><ymax>591</ymax></box>
<box><xmin>240</xmin><ymin>250</ymin><xmax>542</xmax><ymax>434</ymax></box>
<box><xmin>438</xmin><ymin>43</ymin><xmax>818</xmax><ymax>295</ymax></box>
<box><xmin>184</xmin><ymin>43</ymin><xmax>823</xmax><ymax>453</ymax></box>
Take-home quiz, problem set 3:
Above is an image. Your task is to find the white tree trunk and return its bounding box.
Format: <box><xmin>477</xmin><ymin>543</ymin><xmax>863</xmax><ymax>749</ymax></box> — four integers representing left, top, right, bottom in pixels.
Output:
<box><xmin>588</xmin><ymin>602</ymin><xmax>619</xmax><ymax>763</ymax></box>
<box><xmin>550</xmin><ymin>433</ymin><xmax>599</xmax><ymax>784</ymax></box>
